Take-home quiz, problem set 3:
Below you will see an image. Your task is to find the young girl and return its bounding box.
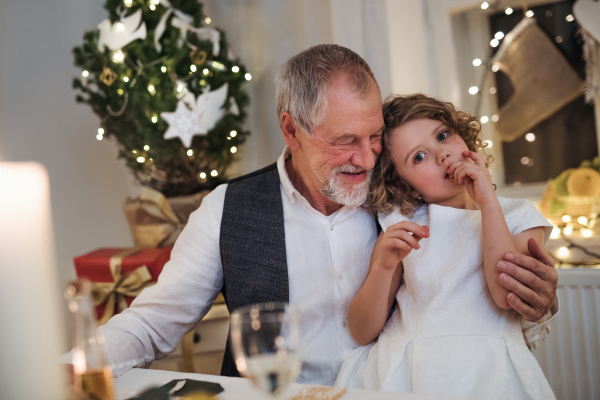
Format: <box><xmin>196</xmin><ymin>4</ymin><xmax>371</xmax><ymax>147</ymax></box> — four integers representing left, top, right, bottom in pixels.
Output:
<box><xmin>335</xmin><ymin>94</ymin><xmax>556</xmax><ymax>399</ymax></box>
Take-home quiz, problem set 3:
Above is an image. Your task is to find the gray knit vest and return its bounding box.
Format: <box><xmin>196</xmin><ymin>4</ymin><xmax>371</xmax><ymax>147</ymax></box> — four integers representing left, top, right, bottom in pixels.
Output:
<box><xmin>219</xmin><ymin>162</ymin><xmax>288</xmax><ymax>377</ymax></box>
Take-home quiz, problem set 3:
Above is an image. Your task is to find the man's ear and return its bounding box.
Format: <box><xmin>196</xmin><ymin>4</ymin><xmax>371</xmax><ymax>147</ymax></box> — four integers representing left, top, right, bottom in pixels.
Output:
<box><xmin>281</xmin><ymin>112</ymin><xmax>301</xmax><ymax>150</ymax></box>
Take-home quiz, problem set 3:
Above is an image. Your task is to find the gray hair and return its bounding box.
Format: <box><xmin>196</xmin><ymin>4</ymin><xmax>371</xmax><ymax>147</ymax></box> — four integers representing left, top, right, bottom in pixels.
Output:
<box><xmin>275</xmin><ymin>44</ymin><xmax>380</xmax><ymax>135</ymax></box>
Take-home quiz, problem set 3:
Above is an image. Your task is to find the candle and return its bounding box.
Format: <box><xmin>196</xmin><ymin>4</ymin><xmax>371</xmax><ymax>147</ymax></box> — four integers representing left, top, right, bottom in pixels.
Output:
<box><xmin>0</xmin><ymin>162</ymin><xmax>65</xmax><ymax>399</ymax></box>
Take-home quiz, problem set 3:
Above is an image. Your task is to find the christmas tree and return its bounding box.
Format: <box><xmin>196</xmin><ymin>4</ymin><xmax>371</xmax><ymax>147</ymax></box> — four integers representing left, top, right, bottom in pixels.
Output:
<box><xmin>73</xmin><ymin>0</ymin><xmax>250</xmax><ymax>197</ymax></box>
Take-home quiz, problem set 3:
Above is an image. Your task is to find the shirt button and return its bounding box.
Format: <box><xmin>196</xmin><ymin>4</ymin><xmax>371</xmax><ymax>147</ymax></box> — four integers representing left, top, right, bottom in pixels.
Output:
<box><xmin>342</xmin><ymin>321</ymin><xmax>348</xmax><ymax>328</ymax></box>
<box><xmin>330</xmin><ymin>225</ymin><xmax>334</xmax><ymax>231</ymax></box>
<box><xmin>337</xmin><ymin>274</ymin><xmax>343</xmax><ymax>280</ymax></box>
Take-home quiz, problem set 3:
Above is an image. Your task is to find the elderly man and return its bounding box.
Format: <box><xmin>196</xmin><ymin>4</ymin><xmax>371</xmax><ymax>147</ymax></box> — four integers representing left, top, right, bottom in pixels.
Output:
<box><xmin>96</xmin><ymin>44</ymin><xmax>558</xmax><ymax>386</ymax></box>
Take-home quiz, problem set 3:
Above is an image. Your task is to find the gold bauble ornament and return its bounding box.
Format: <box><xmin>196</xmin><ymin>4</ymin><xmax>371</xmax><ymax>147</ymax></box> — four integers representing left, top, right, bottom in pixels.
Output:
<box><xmin>567</xmin><ymin>167</ymin><xmax>600</xmax><ymax>196</ymax></box>
<box><xmin>190</xmin><ymin>49</ymin><xmax>207</xmax><ymax>65</ymax></box>
<box><xmin>99</xmin><ymin>66</ymin><xmax>118</xmax><ymax>86</ymax></box>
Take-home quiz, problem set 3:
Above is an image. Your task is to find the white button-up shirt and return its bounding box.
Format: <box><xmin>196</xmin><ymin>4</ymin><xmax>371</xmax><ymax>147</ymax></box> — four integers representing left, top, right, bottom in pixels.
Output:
<box><xmin>99</xmin><ymin>147</ymin><xmax>378</xmax><ymax>385</ymax></box>
<box><xmin>96</xmin><ymin>147</ymin><xmax>555</xmax><ymax>385</ymax></box>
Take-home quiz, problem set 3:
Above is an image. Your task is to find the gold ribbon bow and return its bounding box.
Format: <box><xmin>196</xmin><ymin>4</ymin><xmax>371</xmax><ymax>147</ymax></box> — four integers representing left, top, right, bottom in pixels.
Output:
<box><xmin>123</xmin><ymin>188</ymin><xmax>209</xmax><ymax>248</ymax></box>
<box><xmin>91</xmin><ymin>249</ymin><xmax>155</xmax><ymax>325</ymax></box>
<box><xmin>124</xmin><ymin>188</ymin><xmax>185</xmax><ymax>248</ymax></box>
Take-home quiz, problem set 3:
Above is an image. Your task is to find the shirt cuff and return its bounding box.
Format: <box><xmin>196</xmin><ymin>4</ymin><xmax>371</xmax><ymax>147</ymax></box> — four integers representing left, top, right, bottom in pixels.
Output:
<box><xmin>522</xmin><ymin>294</ymin><xmax>560</xmax><ymax>350</ymax></box>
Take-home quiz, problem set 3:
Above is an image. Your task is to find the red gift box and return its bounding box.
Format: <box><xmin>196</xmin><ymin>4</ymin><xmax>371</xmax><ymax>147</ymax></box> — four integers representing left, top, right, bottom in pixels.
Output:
<box><xmin>74</xmin><ymin>247</ymin><xmax>172</xmax><ymax>323</ymax></box>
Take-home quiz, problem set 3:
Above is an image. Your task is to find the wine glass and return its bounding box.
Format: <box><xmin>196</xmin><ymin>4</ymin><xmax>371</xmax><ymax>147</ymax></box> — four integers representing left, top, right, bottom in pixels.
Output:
<box><xmin>229</xmin><ymin>302</ymin><xmax>302</xmax><ymax>398</ymax></box>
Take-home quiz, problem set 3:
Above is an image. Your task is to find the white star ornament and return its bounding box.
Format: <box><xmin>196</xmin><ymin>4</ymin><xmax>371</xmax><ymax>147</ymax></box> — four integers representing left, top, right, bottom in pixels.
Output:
<box><xmin>97</xmin><ymin>9</ymin><xmax>147</xmax><ymax>51</ymax></box>
<box><xmin>161</xmin><ymin>100</ymin><xmax>204</xmax><ymax>148</ymax></box>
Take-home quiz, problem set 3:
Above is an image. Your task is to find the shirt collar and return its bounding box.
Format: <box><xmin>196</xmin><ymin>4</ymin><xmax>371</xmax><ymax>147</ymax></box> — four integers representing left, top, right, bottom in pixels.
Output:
<box><xmin>277</xmin><ymin>147</ymin><xmax>299</xmax><ymax>204</ymax></box>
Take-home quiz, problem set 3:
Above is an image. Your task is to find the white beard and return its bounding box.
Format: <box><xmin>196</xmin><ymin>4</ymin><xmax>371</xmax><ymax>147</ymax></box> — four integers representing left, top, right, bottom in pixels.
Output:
<box><xmin>321</xmin><ymin>164</ymin><xmax>373</xmax><ymax>207</ymax></box>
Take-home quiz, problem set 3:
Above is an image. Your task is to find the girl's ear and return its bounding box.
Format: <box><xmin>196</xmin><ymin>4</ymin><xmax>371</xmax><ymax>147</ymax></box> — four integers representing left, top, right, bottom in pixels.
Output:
<box><xmin>411</xmin><ymin>190</ymin><xmax>421</xmax><ymax>199</ymax></box>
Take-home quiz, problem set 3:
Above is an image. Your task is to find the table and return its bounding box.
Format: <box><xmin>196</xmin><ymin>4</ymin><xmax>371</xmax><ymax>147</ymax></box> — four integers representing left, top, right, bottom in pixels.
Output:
<box><xmin>115</xmin><ymin>369</ymin><xmax>456</xmax><ymax>400</ymax></box>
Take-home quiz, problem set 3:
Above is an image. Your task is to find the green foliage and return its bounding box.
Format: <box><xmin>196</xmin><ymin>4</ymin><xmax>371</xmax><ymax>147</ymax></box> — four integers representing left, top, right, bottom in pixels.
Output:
<box><xmin>73</xmin><ymin>0</ymin><xmax>250</xmax><ymax>196</ymax></box>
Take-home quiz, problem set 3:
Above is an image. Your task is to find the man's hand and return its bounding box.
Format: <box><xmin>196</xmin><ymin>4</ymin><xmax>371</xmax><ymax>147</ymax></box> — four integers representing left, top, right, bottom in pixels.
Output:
<box><xmin>497</xmin><ymin>238</ymin><xmax>558</xmax><ymax>321</ymax></box>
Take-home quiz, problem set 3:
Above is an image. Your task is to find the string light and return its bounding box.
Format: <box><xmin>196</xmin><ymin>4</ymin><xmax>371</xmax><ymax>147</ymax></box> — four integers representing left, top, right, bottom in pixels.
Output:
<box><xmin>562</xmin><ymin>215</ymin><xmax>572</xmax><ymax>223</ymax></box>
<box><xmin>147</xmin><ymin>84</ymin><xmax>156</xmax><ymax>95</ymax></box>
<box><xmin>82</xmin><ymin>70</ymin><xmax>89</xmax><ymax>77</ymax></box>
<box><xmin>491</xmin><ymin>115</ymin><xmax>499</xmax><ymax>122</ymax></box>
<box><xmin>144</xmin><ymin>145</ymin><xmax>150</xmax><ymax>151</ymax></box>
<box><xmin>151</xmin><ymin>114</ymin><xmax>158</xmax><ymax>123</ymax></box>
<box><xmin>112</xmin><ymin>49</ymin><xmax>125</xmax><ymax>63</ymax></box>
<box><xmin>495</xmin><ymin>31</ymin><xmax>505</xmax><ymax>40</ymax></box>
<box><xmin>481</xmin><ymin>2</ymin><xmax>489</xmax><ymax>10</ymax></box>
<box><xmin>116</xmin><ymin>22</ymin><xmax>124</xmax><ymax>31</ymax></box>
<box><xmin>583</xmin><ymin>229</ymin><xmax>593</xmax><ymax>238</ymax></box>
<box><xmin>137</xmin><ymin>156</ymin><xmax>145</xmax><ymax>163</ymax></box>
<box><xmin>205</xmin><ymin>17</ymin><xmax>211</xmax><ymax>24</ymax></box>
<box><xmin>525</xmin><ymin>133</ymin><xmax>536</xmax><ymax>142</ymax></box>
<box><xmin>176</xmin><ymin>83</ymin><xmax>184</xmax><ymax>93</ymax></box>
<box><xmin>232</xmin><ymin>66</ymin><xmax>240</xmax><ymax>73</ymax></box>
<box><xmin>245</xmin><ymin>73</ymin><xmax>252</xmax><ymax>81</ymax></box>
<box><xmin>489</xmin><ymin>87</ymin><xmax>497</xmax><ymax>94</ymax></box>
<box><xmin>481</xmin><ymin>116</ymin><xmax>489</xmax><ymax>123</ymax></box>
<box><xmin>490</xmin><ymin>38</ymin><xmax>500</xmax><ymax>47</ymax></box>
<box><xmin>550</xmin><ymin>227</ymin><xmax>561</xmax><ymax>239</ymax></box>
<box><xmin>211</xmin><ymin>170</ymin><xmax>218</xmax><ymax>177</ymax></box>
<box><xmin>199</xmin><ymin>172</ymin><xmax>207</xmax><ymax>179</ymax></box>
<box><xmin>149</xmin><ymin>4</ymin><xmax>156</xmax><ymax>10</ymax></box>
<box><xmin>505</xmin><ymin>7</ymin><xmax>513</xmax><ymax>15</ymax></box>
<box><xmin>558</xmin><ymin>247</ymin><xmax>569</xmax><ymax>257</ymax></box>
<box><xmin>578</xmin><ymin>216</ymin><xmax>588</xmax><ymax>225</ymax></box>
<box><xmin>117</xmin><ymin>88</ymin><xmax>124</xmax><ymax>95</ymax></box>
<box><xmin>123</xmin><ymin>76</ymin><xmax>129</xmax><ymax>82</ymax></box>
<box><xmin>469</xmin><ymin>86</ymin><xmax>479</xmax><ymax>95</ymax></box>
<box><xmin>227</xmin><ymin>136</ymin><xmax>231</xmax><ymax>140</ymax></box>
<box><xmin>473</xmin><ymin>58</ymin><xmax>482</xmax><ymax>66</ymax></box>
<box><xmin>124</xmin><ymin>0</ymin><xmax>133</xmax><ymax>7</ymax></box>
<box><xmin>566</xmin><ymin>14</ymin><xmax>574</xmax><ymax>22</ymax></box>
<box><xmin>132</xmin><ymin>150</ymin><xmax>138</xmax><ymax>154</ymax></box>
<box><xmin>199</xmin><ymin>79</ymin><xmax>206</xmax><ymax>86</ymax></box>
<box><xmin>492</xmin><ymin>64</ymin><xmax>500</xmax><ymax>72</ymax></box>
<box><xmin>96</xmin><ymin>128</ymin><xmax>104</xmax><ymax>140</ymax></box>
<box><xmin>230</xmin><ymin>130</ymin><xmax>237</xmax><ymax>137</ymax></box>
<box><xmin>483</xmin><ymin>139</ymin><xmax>493</xmax><ymax>148</ymax></box>
<box><xmin>203</xmin><ymin>68</ymin><xmax>209</xmax><ymax>75</ymax></box>
<box><xmin>525</xmin><ymin>10</ymin><xmax>534</xmax><ymax>18</ymax></box>
<box><xmin>521</xmin><ymin>157</ymin><xmax>530</xmax><ymax>165</ymax></box>
<box><xmin>555</xmin><ymin>36</ymin><xmax>563</xmax><ymax>44</ymax></box>
<box><xmin>564</xmin><ymin>225</ymin><xmax>573</xmax><ymax>235</ymax></box>
<box><xmin>161</xmin><ymin>66</ymin><xmax>167</xmax><ymax>73</ymax></box>
<box><xmin>211</xmin><ymin>61</ymin><xmax>226</xmax><ymax>71</ymax></box>
<box><xmin>230</xmin><ymin>146</ymin><xmax>237</xmax><ymax>153</ymax></box>
<box><xmin>190</xmin><ymin>65</ymin><xmax>197</xmax><ymax>72</ymax></box>
<box><xmin>187</xmin><ymin>149</ymin><xmax>193</xmax><ymax>156</ymax></box>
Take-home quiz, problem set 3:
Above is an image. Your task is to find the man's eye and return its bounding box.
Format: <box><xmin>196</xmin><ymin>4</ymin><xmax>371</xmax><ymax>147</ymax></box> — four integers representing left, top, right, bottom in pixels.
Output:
<box><xmin>437</xmin><ymin>131</ymin><xmax>449</xmax><ymax>141</ymax></box>
<box><xmin>413</xmin><ymin>152</ymin><xmax>425</xmax><ymax>163</ymax></box>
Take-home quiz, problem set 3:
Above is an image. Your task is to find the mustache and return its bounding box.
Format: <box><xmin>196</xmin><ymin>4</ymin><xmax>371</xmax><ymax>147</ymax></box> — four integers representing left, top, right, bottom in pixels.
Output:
<box><xmin>333</xmin><ymin>164</ymin><xmax>368</xmax><ymax>174</ymax></box>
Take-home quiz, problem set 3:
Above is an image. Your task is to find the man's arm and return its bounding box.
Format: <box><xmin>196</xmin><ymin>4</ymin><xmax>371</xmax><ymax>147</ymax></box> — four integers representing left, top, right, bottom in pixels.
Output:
<box><xmin>497</xmin><ymin>237</ymin><xmax>558</xmax><ymax>322</ymax></box>
<box><xmin>72</xmin><ymin>185</ymin><xmax>228</xmax><ymax>377</ymax></box>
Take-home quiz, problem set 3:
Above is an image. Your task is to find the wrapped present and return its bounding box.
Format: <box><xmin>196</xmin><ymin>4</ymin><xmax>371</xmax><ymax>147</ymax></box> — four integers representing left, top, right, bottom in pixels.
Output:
<box><xmin>74</xmin><ymin>247</ymin><xmax>172</xmax><ymax>325</ymax></box>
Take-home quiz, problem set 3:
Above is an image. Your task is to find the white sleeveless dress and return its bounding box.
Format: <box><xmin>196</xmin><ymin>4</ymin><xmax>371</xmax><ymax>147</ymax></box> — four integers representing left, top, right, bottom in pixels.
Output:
<box><xmin>336</xmin><ymin>196</ymin><xmax>556</xmax><ymax>399</ymax></box>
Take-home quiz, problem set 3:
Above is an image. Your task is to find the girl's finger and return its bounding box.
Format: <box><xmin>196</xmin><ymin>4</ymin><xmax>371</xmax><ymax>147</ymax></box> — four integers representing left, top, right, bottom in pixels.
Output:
<box><xmin>388</xmin><ymin>221</ymin><xmax>429</xmax><ymax>238</ymax></box>
<box><xmin>386</xmin><ymin>228</ymin><xmax>427</xmax><ymax>247</ymax></box>
<box><xmin>463</xmin><ymin>151</ymin><xmax>485</xmax><ymax>167</ymax></box>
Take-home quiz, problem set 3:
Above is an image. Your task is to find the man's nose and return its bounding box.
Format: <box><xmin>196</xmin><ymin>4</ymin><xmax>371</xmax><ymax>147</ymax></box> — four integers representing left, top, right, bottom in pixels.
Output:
<box><xmin>351</xmin><ymin>140</ymin><xmax>377</xmax><ymax>170</ymax></box>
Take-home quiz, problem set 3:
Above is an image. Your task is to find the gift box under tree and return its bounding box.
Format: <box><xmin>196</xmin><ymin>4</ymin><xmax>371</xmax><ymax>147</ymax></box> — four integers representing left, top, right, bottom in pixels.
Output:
<box><xmin>74</xmin><ymin>247</ymin><xmax>172</xmax><ymax>325</ymax></box>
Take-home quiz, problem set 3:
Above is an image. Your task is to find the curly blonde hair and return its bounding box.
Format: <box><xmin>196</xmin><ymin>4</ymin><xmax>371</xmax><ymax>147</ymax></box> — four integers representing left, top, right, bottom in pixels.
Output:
<box><xmin>368</xmin><ymin>94</ymin><xmax>492</xmax><ymax>217</ymax></box>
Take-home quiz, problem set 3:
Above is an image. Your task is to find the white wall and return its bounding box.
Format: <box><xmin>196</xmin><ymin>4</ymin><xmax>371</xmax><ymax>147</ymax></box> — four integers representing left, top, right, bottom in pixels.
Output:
<box><xmin>0</xmin><ymin>0</ymin><xmax>136</xmax><ymax>296</ymax></box>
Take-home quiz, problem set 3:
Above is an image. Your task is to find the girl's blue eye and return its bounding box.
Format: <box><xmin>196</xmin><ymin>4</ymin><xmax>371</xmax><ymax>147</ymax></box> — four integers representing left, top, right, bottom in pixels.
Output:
<box><xmin>413</xmin><ymin>152</ymin><xmax>425</xmax><ymax>163</ymax></box>
<box><xmin>437</xmin><ymin>131</ymin><xmax>448</xmax><ymax>141</ymax></box>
